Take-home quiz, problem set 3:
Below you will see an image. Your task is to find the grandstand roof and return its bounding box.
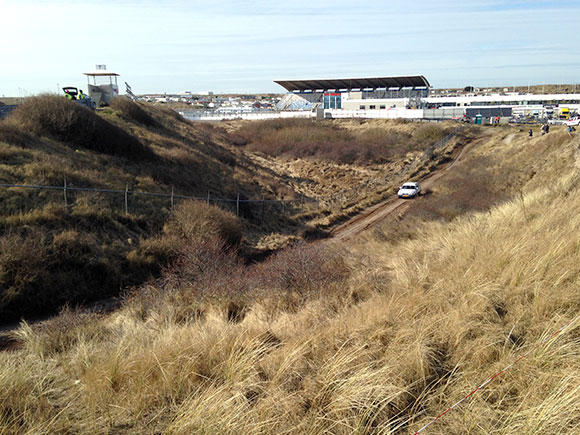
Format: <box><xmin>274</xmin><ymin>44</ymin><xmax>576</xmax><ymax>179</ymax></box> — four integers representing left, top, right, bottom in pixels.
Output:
<box><xmin>274</xmin><ymin>76</ymin><xmax>430</xmax><ymax>92</ymax></box>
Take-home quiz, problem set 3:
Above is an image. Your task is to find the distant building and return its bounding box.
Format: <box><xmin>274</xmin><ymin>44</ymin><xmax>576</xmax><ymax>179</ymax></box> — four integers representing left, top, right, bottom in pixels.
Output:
<box><xmin>274</xmin><ymin>75</ymin><xmax>580</xmax><ymax>121</ymax></box>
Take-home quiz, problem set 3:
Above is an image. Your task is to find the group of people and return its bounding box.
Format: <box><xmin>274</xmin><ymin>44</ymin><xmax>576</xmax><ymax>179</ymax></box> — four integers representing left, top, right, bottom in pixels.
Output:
<box><xmin>528</xmin><ymin>123</ymin><xmax>576</xmax><ymax>137</ymax></box>
<box><xmin>528</xmin><ymin>124</ymin><xmax>548</xmax><ymax>137</ymax></box>
<box><xmin>63</xmin><ymin>89</ymin><xmax>87</xmax><ymax>101</ymax></box>
<box><xmin>528</xmin><ymin>124</ymin><xmax>550</xmax><ymax>137</ymax></box>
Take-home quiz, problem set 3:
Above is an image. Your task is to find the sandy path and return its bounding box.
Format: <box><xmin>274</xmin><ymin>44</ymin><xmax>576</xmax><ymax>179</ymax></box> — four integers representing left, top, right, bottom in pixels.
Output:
<box><xmin>330</xmin><ymin>139</ymin><xmax>474</xmax><ymax>241</ymax></box>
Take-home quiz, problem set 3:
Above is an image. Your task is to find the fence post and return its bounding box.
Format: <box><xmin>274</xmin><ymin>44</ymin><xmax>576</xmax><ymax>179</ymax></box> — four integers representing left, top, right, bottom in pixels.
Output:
<box><xmin>171</xmin><ymin>186</ymin><xmax>174</xmax><ymax>211</ymax></box>
<box><xmin>236</xmin><ymin>192</ymin><xmax>240</xmax><ymax>217</ymax></box>
<box><xmin>125</xmin><ymin>183</ymin><xmax>129</xmax><ymax>214</ymax></box>
<box><xmin>63</xmin><ymin>176</ymin><xmax>68</xmax><ymax>208</ymax></box>
<box><xmin>282</xmin><ymin>197</ymin><xmax>285</xmax><ymax>214</ymax></box>
<box><xmin>316</xmin><ymin>198</ymin><xmax>319</xmax><ymax>210</ymax></box>
<box><xmin>207</xmin><ymin>191</ymin><xmax>210</xmax><ymax>205</ymax></box>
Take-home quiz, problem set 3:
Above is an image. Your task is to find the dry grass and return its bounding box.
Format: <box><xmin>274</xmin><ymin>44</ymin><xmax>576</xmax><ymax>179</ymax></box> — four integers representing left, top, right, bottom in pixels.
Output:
<box><xmin>373</xmin><ymin>127</ymin><xmax>574</xmax><ymax>243</ymax></box>
<box><xmin>109</xmin><ymin>97</ymin><xmax>160</xmax><ymax>128</ymax></box>
<box><xmin>1</xmin><ymin>125</ymin><xmax>579</xmax><ymax>433</ymax></box>
<box><xmin>8</xmin><ymin>95</ymin><xmax>154</xmax><ymax>159</ymax></box>
<box><xmin>231</xmin><ymin>118</ymin><xmax>452</xmax><ymax>164</ymax></box>
<box><xmin>0</xmin><ymin>97</ymin><xmax>323</xmax><ymax>320</ymax></box>
<box><xmin>165</xmin><ymin>200</ymin><xmax>244</xmax><ymax>248</ymax></box>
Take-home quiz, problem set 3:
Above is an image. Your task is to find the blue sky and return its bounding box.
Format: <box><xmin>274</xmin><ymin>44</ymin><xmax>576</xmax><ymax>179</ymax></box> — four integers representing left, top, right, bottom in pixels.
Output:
<box><xmin>1</xmin><ymin>0</ymin><xmax>579</xmax><ymax>96</ymax></box>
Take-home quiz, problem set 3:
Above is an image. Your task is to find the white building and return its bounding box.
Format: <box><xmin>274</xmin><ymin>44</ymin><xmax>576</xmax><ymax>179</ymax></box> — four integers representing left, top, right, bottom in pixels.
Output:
<box><xmin>274</xmin><ymin>76</ymin><xmax>580</xmax><ymax>121</ymax></box>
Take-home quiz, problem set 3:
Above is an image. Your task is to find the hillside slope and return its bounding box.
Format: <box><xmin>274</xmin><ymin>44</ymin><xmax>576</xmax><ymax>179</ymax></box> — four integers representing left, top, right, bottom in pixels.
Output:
<box><xmin>1</xmin><ymin>125</ymin><xmax>578</xmax><ymax>433</ymax></box>
<box><xmin>0</xmin><ymin>97</ymin><xmax>291</xmax><ymax>320</ymax></box>
<box><xmin>0</xmin><ymin>102</ymin><xmax>462</xmax><ymax>321</ymax></box>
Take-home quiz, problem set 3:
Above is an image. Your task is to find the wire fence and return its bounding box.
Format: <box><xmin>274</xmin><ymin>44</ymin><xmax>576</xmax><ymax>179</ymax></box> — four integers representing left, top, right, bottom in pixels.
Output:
<box><xmin>0</xmin><ymin>127</ymin><xmax>463</xmax><ymax>219</ymax></box>
<box><xmin>0</xmin><ymin>179</ymin><xmax>389</xmax><ymax>219</ymax></box>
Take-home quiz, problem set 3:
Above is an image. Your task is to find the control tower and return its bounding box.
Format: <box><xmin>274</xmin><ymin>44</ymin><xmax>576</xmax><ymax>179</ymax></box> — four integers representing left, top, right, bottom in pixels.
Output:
<box><xmin>83</xmin><ymin>64</ymin><xmax>120</xmax><ymax>106</ymax></box>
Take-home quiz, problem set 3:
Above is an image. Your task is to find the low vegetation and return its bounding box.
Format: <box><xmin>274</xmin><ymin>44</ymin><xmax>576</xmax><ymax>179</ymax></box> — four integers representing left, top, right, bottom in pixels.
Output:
<box><xmin>374</xmin><ymin>127</ymin><xmax>573</xmax><ymax>244</ymax></box>
<box><xmin>231</xmin><ymin>118</ymin><xmax>451</xmax><ymax>164</ymax></box>
<box><xmin>108</xmin><ymin>96</ymin><xmax>160</xmax><ymax>128</ymax></box>
<box><xmin>1</xmin><ymin>124</ymin><xmax>579</xmax><ymax>433</ymax></box>
<box><xmin>0</xmin><ymin>97</ymin><xmax>286</xmax><ymax>321</ymax></box>
<box><xmin>0</xmin><ymin>100</ymin><xmax>463</xmax><ymax>321</ymax></box>
<box><xmin>6</xmin><ymin>96</ymin><xmax>154</xmax><ymax>159</ymax></box>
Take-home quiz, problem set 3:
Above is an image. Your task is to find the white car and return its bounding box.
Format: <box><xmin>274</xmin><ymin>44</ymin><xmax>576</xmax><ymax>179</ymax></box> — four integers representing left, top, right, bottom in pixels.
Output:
<box><xmin>398</xmin><ymin>182</ymin><xmax>422</xmax><ymax>199</ymax></box>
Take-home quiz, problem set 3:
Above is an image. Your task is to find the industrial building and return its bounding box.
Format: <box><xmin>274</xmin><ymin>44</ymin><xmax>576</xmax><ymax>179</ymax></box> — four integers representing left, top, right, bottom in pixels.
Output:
<box><xmin>274</xmin><ymin>75</ymin><xmax>580</xmax><ymax>122</ymax></box>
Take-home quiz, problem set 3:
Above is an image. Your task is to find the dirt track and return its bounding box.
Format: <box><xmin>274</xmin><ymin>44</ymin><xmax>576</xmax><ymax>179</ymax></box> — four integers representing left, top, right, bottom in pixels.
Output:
<box><xmin>330</xmin><ymin>139</ymin><xmax>474</xmax><ymax>241</ymax></box>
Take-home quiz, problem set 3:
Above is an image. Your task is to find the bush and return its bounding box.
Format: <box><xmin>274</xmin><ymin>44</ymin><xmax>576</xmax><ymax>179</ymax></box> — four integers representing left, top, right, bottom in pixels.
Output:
<box><xmin>253</xmin><ymin>242</ymin><xmax>349</xmax><ymax>295</ymax></box>
<box><xmin>10</xmin><ymin>95</ymin><xmax>153</xmax><ymax>159</ymax></box>
<box><xmin>231</xmin><ymin>119</ymin><xmax>430</xmax><ymax>164</ymax></box>
<box><xmin>126</xmin><ymin>236</ymin><xmax>248</xmax><ymax>325</ymax></box>
<box><xmin>164</xmin><ymin>200</ymin><xmax>244</xmax><ymax>248</ymax></box>
<box><xmin>413</xmin><ymin>124</ymin><xmax>447</xmax><ymax>145</ymax></box>
<box><xmin>127</xmin><ymin>240</ymin><xmax>350</xmax><ymax>326</ymax></box>
<box><xmin>0</xmin><ymin>227</ymin><xmax>125</xmax><ymax>321</ymax></box>
<box><xmin>109</xmin><ymin>97</ymin><xmax>160</xmax><ymax>128</ymax></box>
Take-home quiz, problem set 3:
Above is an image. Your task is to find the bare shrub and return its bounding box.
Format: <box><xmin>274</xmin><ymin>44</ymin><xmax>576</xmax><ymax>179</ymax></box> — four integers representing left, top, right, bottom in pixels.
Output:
<box><xmin>126</xmin><ymin>236</ymin><xmax>248</xmax><ymax>325</ymax></box>
<box><xmin>0</xmin><ymin>221</ymin><xmax>131</xmax><ymax>321</ymax></box>
<box><xmin>413</xmin><ymin>124</ymin><xmax>447</xmax><ymax>145</ymax></box>
<box><xmin>10</xmin><ymin>95</ymin><xmax>153</xmax><ymax>159</ymax></box>
<box><xmin>164</xmin><ymin>200</ymin><xmax>244</xmax><ymax>248</ymax></box>
<box><xmin>0</xmin><ymin>230</ymin><xmax>48</xmax><ymax>319</ymax></box>
<box><xmin>253</xmin><ymin>243</ymin><xmax>349</xmax><ymax>296</ymax></box>
<box><xmin>232</xmin><ymin>119</ymin><xmax>433</xmax><ymax>164</ymax></box>
<box><xmin>127</xmin><ymin>240</ymin><xmax>349</xmax><ymax>324</ymax></box>
<box><xmin>416</xmin><ymin>155</ymin><xmax>510</xmax><ymax>222</ymax></box>
<box><xmin>166</xmin><ymin>237</ymin><xmax>242</xmax><ymax>288</ymax></box>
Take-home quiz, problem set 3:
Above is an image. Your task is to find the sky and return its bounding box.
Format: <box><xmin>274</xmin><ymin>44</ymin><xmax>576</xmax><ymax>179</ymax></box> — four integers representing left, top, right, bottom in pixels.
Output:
<box><xmin>1</xmin><ymin>0</ymin><xmax>579</xmax><ymax>96</ymax></box>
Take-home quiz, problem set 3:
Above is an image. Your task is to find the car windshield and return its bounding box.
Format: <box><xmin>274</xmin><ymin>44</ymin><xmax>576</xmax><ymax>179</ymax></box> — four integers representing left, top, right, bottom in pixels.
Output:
<box><xmin>401</xmin><ymin>184</ymin><xmax>416</xmax><ymax>189</ymax></box>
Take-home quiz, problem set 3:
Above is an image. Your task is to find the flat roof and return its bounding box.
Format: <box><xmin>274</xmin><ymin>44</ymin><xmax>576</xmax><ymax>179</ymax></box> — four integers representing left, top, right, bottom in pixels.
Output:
<box><xmin>83</xmin><ymin>71</ymin><xmax>120</xmax><ymax>77</ymax></box>
<box><xmin>274</xmin><ymin>76</ymin><xmax>430</xmax><ymax>92</ymax></box>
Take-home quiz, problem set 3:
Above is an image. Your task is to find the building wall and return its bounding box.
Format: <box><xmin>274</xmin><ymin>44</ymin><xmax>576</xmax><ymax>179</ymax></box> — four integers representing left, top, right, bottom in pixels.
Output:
<box><xmin>342</xmin><ymin>98</ymin><xmax>407</xmax><ymax>110</ymax></box>
<box><xmin>325</xmin><ymin>108</ymin><xmax>423</xmax><ymax>119</ymax></box>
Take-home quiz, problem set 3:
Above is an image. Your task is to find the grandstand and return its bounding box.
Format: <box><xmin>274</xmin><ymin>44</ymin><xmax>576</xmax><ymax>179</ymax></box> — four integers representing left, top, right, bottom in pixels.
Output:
<box><xmin>274</xmin><ymin>75</ymin><xmax>430</xmax><ymax>110</ymax></box>
<box><xmin>274</xmin><ymin>75</ymin><xmax>580</xmax><ymax>122</ymax></box>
